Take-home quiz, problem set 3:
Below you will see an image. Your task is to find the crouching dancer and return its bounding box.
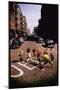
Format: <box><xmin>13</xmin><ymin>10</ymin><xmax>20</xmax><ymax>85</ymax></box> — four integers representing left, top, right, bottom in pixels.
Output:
<box><xmin>19</xmin><ymin>50</ymin><xmax>23</xmax><ymax>61</ymax></box>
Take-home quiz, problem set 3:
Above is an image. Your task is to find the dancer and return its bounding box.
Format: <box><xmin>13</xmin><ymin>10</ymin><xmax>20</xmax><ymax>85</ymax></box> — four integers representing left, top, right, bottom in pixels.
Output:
<box><xmin>50</xmin><ymin>48</ymin><xmax>54</xmax><ymax>63</ymax></box>
<box><xmin>19</xmin><ymin>50</ymin><xmax>23</xmax><ymax>61</ymax></box>
<box><xmin>42</xmin><ymin>51</ymin><xmax>52</xmax><ymax>65</ymax></box>
<box><xmin>26</xmin><ymin>48</ymin><xmax>32</xmax><ymax>63</ymax></box>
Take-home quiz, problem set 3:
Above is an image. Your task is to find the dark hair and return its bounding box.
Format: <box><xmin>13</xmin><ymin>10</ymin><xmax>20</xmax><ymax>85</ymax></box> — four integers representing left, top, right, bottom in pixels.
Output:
<box><xmin>44</xmin><ymin>51</ymin><xmax>48</xmax><ymax>54</ymax></box>
<box><xmin>27</xmin><ymin>48</ymin><xmax>30</xmax><ymax>53</ymax></box>
<box><xmin>32</xmin><ymin>49</ymin><xmax>35</xmax><ymax>53</ymax></box>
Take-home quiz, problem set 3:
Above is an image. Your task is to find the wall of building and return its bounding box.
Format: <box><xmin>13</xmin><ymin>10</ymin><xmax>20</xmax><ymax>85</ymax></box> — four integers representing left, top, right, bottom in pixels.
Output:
<box><xmin>36</xmin><ymin>4</ymin><xmax>58</xmax><ymax>42</ymax></box>
<box><xmin>9</xmin><ymin>2</ymin><xmax>27</xmax><ymax>38</ymax></box>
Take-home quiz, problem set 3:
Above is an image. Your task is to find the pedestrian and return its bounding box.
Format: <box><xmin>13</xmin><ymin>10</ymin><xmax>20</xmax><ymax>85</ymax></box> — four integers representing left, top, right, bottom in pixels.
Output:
<box><xmin>35</xmin><ymin>48</ymin><xmax>42</xmax><ymax>63</ymax></box>
<box><xmin>32</xmin><ymin>48</ymin><xmax>43</xmax><ymax>68</ymax></box>
<box><xmin>42</xmin><ymin>51</ymin><xmax>52</xmax><ymax>66</ymax></box>
<box><xmin>31</xmin><ymin>49</ymin><xmax>39</xmax><ymax>64</ymax></box>
<box><xmin>19</xmin><ymin>50</ymin><xmax>23</xmax><ymax>61</ymax></box>
<box><xmin>26</xmin><ymin>48</ymin><xmax>32</xmax><ymax>63</ymax></box>
<box><xmin>44</xmin><ymin>48</ymin><xmax>48</xmax><ymax>55</ymax></box>
<box><xmin>32</xmin><ymin>49</ymin><xmax>36</xmax><ymax>57</ymax></box>
<box><xmin>50</xmin><ymin>48</ymin><xmax>54</xmax><ymax>62</ymax></box>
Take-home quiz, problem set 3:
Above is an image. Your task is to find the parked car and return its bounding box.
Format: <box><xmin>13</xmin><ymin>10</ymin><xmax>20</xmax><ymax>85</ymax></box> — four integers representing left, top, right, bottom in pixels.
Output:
<box><xmin>44</xmin><ymin>39</ymin><xmax>55</xmax><ymax>48</ymax></box>
<box><xmin>10</xmin><ymin>39</ymin><xmax>21</xmax><ymax>49</ymax></box>
<box><xmin>33</xmin><ymin>35</ymin><xmax>39</xmax><ymax>39</ymax></box>
<box><xmin>26</xmin><ymin>35</ymin><xmax>34</xmax><ymax>41</ymax></box>
<box><xmin>19</xmin><ymin>37</ymin><xmax>24</xmax><ymax>43</ymax></box>
<box><xmin>37</xmin><ymin>36</ymin><xmax>44</xmax><ymax>43</ymax></box>
<box><xmin>16</xmin><ymin>37</ymin><xmax>24</xmax><ymax>43</ymax></box>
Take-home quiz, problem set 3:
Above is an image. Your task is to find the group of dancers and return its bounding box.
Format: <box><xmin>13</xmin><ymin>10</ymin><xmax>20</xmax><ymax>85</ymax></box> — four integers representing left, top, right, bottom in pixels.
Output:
<box><xmin>19</xmin><ymin>47</ymin><xmax>54</xmax><ymax>69</ymax></box>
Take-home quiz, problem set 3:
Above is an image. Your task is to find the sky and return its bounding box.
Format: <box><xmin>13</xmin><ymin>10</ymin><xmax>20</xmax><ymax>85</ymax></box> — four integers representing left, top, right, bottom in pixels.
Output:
<box><xmin>18</xmin><ymin>4</ymin><xmax>42</xmax><ymax>33</ymax></box>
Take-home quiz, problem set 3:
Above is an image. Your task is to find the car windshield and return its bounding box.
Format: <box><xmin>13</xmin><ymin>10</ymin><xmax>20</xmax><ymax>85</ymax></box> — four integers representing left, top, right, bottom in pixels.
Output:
<box><xmin>48</xmin><ymin>40</ymin><xmax>53</xmax><ymax>43</ymax></box>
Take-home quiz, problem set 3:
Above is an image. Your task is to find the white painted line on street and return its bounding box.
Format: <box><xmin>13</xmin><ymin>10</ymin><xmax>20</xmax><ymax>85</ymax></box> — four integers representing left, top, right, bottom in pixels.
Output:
<box><xmin>17</xmin><ymin>62</ymin><xmax>37</xmax><ymax>70</ymax></box>
<box><xmin>11</xmin><ymin>64</ymin><xmax>24</xmax><ymax>78</ymax></box>
<box><xmin>23</xmin><ymin>62</ymin><xmax>28</xmax><ymax>66</ymax></box>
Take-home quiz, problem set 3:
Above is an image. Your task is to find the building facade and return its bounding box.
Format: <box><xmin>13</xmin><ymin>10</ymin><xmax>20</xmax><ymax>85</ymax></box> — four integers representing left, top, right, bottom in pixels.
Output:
<box><xmin>36</xmin><ymin>4</ymin><xmax>58</xmax><ymax>42</ymax></box>
<box><xmin>9</xmin><ymin>2</ymin><xmax>27</xmax><ymax>38</ymax></box>
<box><xmin>9</xmin><ymin>2</ymin><xmax>16</xmax><ymax>31</ymax></box>
<box><xmin>22</xmin><ymin>16</ymin><xmax>27</xmax><ymax>33</ymax></box>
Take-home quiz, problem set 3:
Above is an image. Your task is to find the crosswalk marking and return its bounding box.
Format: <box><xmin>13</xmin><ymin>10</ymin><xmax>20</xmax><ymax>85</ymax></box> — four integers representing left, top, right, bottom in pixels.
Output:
<box><xmin>17</xmin><ymin>62</ymin><xmax>37</xmax><ymax>70</ymax></box>
<box><xmin>11</xmin><ymin>62</ymin><xmax>37</xmax><ymax>78</ymax></box>
<box><xmin>11</xmin><ymin>64</ymin><xmax>24</xmax><ymax>78</ymax></box>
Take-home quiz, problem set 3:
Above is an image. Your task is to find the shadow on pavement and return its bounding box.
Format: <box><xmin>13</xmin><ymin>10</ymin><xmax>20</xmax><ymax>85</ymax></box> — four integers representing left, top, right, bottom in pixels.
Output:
<box><xmin>9</xmin><ymin>73</ymin><xmax>58</xmax><ymax>89</ymax></box>
<box><xmin>12</xmin><ymin>60</ymin><xmax>19</xmax><ymax>63</ymax></box>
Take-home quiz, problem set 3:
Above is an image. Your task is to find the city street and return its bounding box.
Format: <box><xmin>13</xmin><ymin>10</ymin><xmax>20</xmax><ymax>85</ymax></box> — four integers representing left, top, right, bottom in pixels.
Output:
<box><xmin>9</xmin><ymin>3</ymin><xmax>58</xmax><ymax>88</ymax></box>
<box><xmin>10</xmin><ymin>41</ymin><xmax>58</xmax><ymax>87</ymax></box>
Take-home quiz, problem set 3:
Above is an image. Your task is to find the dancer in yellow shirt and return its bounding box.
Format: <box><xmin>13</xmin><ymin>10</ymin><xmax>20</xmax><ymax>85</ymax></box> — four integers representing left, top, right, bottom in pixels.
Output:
<box><xmin>43</xmin><ymin>49</ymin><xmax>52</xmax><ymax>65</ymax></box>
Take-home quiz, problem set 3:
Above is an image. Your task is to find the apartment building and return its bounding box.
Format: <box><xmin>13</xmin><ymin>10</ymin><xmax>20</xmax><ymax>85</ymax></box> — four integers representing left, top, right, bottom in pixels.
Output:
<box><xmin>9</xmin><ymin>2</ymin><xmax>27</xmax><ymax>38</ymax></box>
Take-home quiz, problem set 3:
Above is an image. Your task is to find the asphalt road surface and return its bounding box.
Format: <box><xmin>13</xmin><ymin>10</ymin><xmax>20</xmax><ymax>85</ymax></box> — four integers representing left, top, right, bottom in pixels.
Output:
<box><xmin>9</xmin><ymin>41</ymin><xmax>58</xmax><ymax>88</ymax></box>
